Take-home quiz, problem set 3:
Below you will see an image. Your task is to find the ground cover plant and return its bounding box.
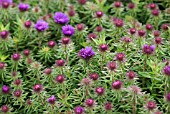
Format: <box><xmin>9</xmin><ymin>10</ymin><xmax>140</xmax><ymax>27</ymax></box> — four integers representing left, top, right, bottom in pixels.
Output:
<box><xmin>0</xmin><ymin>0</ymin><xmax>170</xmax><ymax>114</ymax></box>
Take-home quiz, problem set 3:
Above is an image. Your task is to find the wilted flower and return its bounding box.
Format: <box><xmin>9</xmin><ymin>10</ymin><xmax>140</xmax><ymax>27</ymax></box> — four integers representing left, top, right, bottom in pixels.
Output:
<box><xmin>54</xmin><ymin>12</ymin><xmax>69</xmax><ymax>25</ymax></box>
<box><xmin>142</xmin><ymin>44</ymin><xmax>155</xmax><ymax>55</ymax></box>
<box><xmin>62</xmin><ymin>25</ymin><xmax>75</xmax><ymax>37</ymax></box>
<box><xmin>18</xmin><ymin>3</ymin><xmax>29</xmax><ymax>12</ymax></box>
<box><xmin>47</xmin><ymin>95</ymin><xmax>56</xmax><ymax>105</ymax></box>
<box><xmin>121</xmin><ymin>37</ymin><xmax>132</xmax><ymax>43</ymax></box>
<box><xmin>78</xmin><ymin>46</ymin><xmax>95</xmax><ymax>61</ymax></box>
<box><xmin>128</xmin><ymin>86</ymin><xmax>142</xmax><ymax>95</ymax></box>
<box><xmin>74</xmin><ymin>106</ymin><xmax>84</xmax><ymax>114</ymax></box>
<box><xmin>154</xmin><ymin>110</ymin><xmax>163</xmax><ymax>114</ymax></box>
<box><xmin>81</xmin><ymin>78</ymin><xmax>92</xmax><ymax>86</ymax></box>
<box><xmin>163</xmin><ymin>66</ymin><xmax>170</xmax><ymax>76</ymax></box>
<box><xmin>34</xmin><ymin>20</ymin><xmax>49</xmax><ymax>32</ymax></box>
<box><xmin>112</xmin><ymin>80</ymin><xmax>122</xmax><ymax>90</ymax></box>
<box><xmin>2</xmin><ymin>85</ymin><xmax>10</xmax><ymax>94</ymax></box>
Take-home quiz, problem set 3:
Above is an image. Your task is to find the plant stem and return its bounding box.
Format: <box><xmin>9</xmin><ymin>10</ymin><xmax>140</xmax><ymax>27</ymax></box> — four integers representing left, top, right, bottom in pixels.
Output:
<box><xmin>132</xmin><ymin>92</ymin><xmax>136</xmax><ymax>114</ymax></box>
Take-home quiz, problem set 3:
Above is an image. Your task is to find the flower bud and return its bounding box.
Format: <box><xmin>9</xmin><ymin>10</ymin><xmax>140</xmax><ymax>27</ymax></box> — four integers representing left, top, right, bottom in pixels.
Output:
<box><xmin>85</xmin><ymin>98</ymin><xmax>94</xmax><ymax>107</ymax></box>
<box><xmin>24</xmin><ymin>21</ymin><xmax>32</xmax><ymax>28</ymax></box>
<box><xmin>114</xmin><ymin>1</ymin><xmax>121</xmax><ymax>8</ymax></box>
<box><xmin>142</xmin><ymin>44</ymin><xmax>155</xmax><ymax>55</ymax></box>
<box><xmin>153</xmin><ymin>30</ymin><xmax>160</xmax><ymax>37</ymax></box>
<box><xmin>0</xmin><ymin>30</ymin><xmax>9</xmax><ymax>39</ymax></box>
<box><xmin>126</xmin><ymin>71</ymin><xmax>136</xmax><ymax>80</ymax></box>
<box><xmin>163</xmin><ymin>65</ymin><xmax>170</xmax><ymax>76</ymax></box>
<box><xmin>2</xmin><ymin>85</ymin><xmax>10</xmax><ymax>94</ymax></box>
<box><xmin>87</xmin><ymin>33</ymin><xmax>97</xmax><ymax>41</ymax></box>
<box><xmin>33</xmin><ymin>84</ymin><xmax>43</xmax><ymax>93</ymax></box>
<box><xmin>145</xmin><ymin>100</ymin><xmax>157</xmax><ymax>111</ymax></box>
<box><xmin>48</xmin><ymin>40</ymin><xmax>56</xmax><ymax>48</ymax></box>
<box><xmin>0</xmin><ymin>62</ymin><xmax>5</xmax><ymax>69</ymax></box>
<box><xmin>95</xmin><ymin>26</ymin><xmax>103</xmax><ymax>32</ymax></box>
<box><xmin>128</xmin><ymin>3</ymin><xmax>135</xmax><ymax>9</ymax></box>
<box><xmin>55</xmin><ymin>74</ymin><xmax>65</xmax><ymax>83</ymax></box>
<box><xmin>44</xmin><ymin>68</ymin><xmax>52</xmax><ymax>75</ymax></box>
<box><xmin>26</xmin><ymin>99</ymin><xmax>32</xmax><ymax>105</ymax></box>
<box><xmin>89</xmin><ymin>73</ymin><xmax>99</xmax><ymax>81</ymax></box>
<box><xmin>61</xmin><ymin>37</ymin><xmax>71</xmax><ymax>45</ymax></box>
<box><xmin>112</xmin><ymin>80</ymin><xmax>122</xmax><ymax>90</ymax></box>
<box><xmin>116</xmin><ymin>53</ymin><xmax>125</xmax><ymax>62</ymax></box>
<box><xmin>2</xmin><ymin>2</ymin><xmax>9</xmax><ymax>9</ymax></box>
<box><xmin>161</xmin><ymin>24</ymin><xmax>169</xmax><ymax>31</ymax></box>
<box><xmin>1</xmin><ymin>105</ymin><xmax>9</xmax><ymax>113</ymax></box>
<box><xmin>12</xmin><ymin>53</ymin><xmax>21</xmax><ymax>61</ymax></box>
<box><xmin>129</xmin><ymin>28</ymin><xmax>136</xmax><ymax>35</ymax></box>
<box><xmin>104</xmin><ymin>102</ymin><xmax>112</xmax><ymax>111</ymax></box>
<box><xmin>99</xmin><ymin>44</ymin><xmax>109</xmax><ymax>52</ymax></box>
<box><xmin>76</xmin><ymin>23</ymin><xmax>84</xmax><ymax>31</ymax></box>
<box><xmin>145</xmin><ymin>24</ymin><xmax>153</xmax><ymax>31</ymax></box>
<box><xmin>95</xmin><ymin>87</ymin><xmax>105</xmax><ymax>95</ymax></box>
<box><xmin>14</xmin><ymin>79</ymin><xmax>22</xmax><ymax>86</ymax></box>
<box><xmin>152</xmin><ymin>9</ymin><xmax>160</xmax><ymax>16</ymax></box>
<box><xmin>47</xmin><ymin>95</ymin><xmax>56</xmax><ymax>105</ymax></box>
<box><xmin>149</xmin><ymin>3</ymin><xmax>156</xmax><ymax>10</ymax></box>
<box><xmin>78</xmin><ymin>0</ymin><xmax>87</xmax><ymax>5</ymax></box>
<box><xmin>55</xmin><ymin>59</ymin><xmax>65</xmax><ymax>67</ymax></box>
<box><xmin>107</xmin><ymin>61</ymin><xmax>117</xmax><ymax>71</ymax></box>
<box><xmin>13</xmin><ymin>90</ymin><xmax>22</xmax><ymax>97</ymax></box>
<box><xmin>74</xmin><ymin>106</ymin><xmax>84</xmax><ymax>114</ymax></box>
<box><xmin>23</xmin><ymin>49</ymin><xmax>30</xmax><ymax>56</ymax></box>
<box><xmin>138</xmin><ymin>30</ymin><xmax>146</xmax><ymax>37</ymax></box>
<box><xmin>155</xmin><ymin>37</ymin><xmax>162</xmax><ymax>45</ymax></box>
<box><xmin>114</xmin><ymin>18</ymin><xmax>124</xmax><ymax>27</ymax></box>
<box><xmin>68</xmin><ymin>9</ymin><xmax>75</xmax><ymax>17</ymax></box>
<box><xmin>121</xmin><ymin>37</ymin><xmax>132</xmax><ymax>43</ymax></box>
<box><xmin>96</xmin><ymin>10</ymin><xmax>103</xmax><ymax>18</ymax></box>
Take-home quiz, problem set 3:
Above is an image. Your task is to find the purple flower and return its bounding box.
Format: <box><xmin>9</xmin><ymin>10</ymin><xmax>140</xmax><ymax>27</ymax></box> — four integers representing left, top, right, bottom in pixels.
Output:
<box><xmin>166</xmin><ymin>93</ymin><xmax>170</xmax><ymax>102</ymax></box>
<box><xmin>78</xmin><ymin>46</ymin><xmax>95</xmax><ymax>61</ymax></box>
<box><xmin>74</xmin><ymin>106</ymin><xmax>84</xmax><ymax>114</ymax></box>
<box><xmin>142</xmin><ymin>44</ymin><xmax>155</xmax><ymax>55</ymax></box>
<box><xmin>47</xmin><ymin>95</ymin><xmax>56</xmax><ymax>105</ymax></box>
<box><xmin>62</xmin><ymin>25</ymin><xmax>75</xmax><ymax>37</ymax></box>
<box><xmin>163</xmin><ymin>66</ymin><xmax>170</xmax><ymax>76</ymax></box>
<box><xmin>18</xmin><ymin>3</ymin><xmax>30</xmax><ymax>12</ymax></box>
<box><xmin>53</xmin><ymin>12</ymin><xmax>69</xmax><ymax>25</ymax></box>
<box><xmin>2</xmin><ymin>85</ymin><xmax>10</xmax><ymax>94</ymax></box>
<box><xmin>0</xmin><ymin>0</ymin><xmax>12</xmax><ymax>5</ymax></box>
<box><xmin>34</xmin><ymin>20</ymin><xmax>49</xmax><ymax>32</ymax></box>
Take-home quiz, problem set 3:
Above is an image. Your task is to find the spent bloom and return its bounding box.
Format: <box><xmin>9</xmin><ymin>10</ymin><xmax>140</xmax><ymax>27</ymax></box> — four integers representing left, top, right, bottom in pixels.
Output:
<box><xmin>78</xmin><ymin>46</ymin><xmax>95</xmax><ymax>61</ymax></box>
<box><xmin>34</xmin><ymin>20</ymin><xmax>49</xmax><ymax>32</ymax></box>
<box><xmin>18</xmin><ymin>3</ymin><xmax>30</xmax><ymax>12</ymax></box>
<box><xmin>142</xmin><ymin>44</ymin><xmax>155</xmax><ymax>55</ymax></box>
<box><xmin>54</xmin><ymin>12</ymin><xmax>69</xmax><ymax>25</ymax></box>
<box><xmin>62</xmin><ymin>25</ymin><xmax>75</xmax><ymax>37</ymax></box>
<box><xmin>47</xmin><ymin>95</ymin><xmax>56</xmax><ymax>105</ymax></box>
<box><xmin>128</xmin><ymin>86</ymin><xmax>142</xmax><ymax>95</ymax></box>
<box><xmin>74</xmin><ymin>106</ymin><xmax>84</xmax><ymax>114</ymax></box>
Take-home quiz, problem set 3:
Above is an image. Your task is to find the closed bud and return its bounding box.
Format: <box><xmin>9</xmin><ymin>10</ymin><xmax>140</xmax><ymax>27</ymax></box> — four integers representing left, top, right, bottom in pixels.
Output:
<box><xmin>104</xmin><ymin>102</ymin><xmax>112</xmax><ymax>111</ymax></box>
<box><xmin>138</xmin><ymin>30</ymin><xmax>146</xmax><ymax>37</ymax></box>
<box><xmin>129</xmin><ymin>28</ymin><xmax>136</xmax><ymax>35</ymax></box>
<box><xmin>0</xmin><ymin>30</ymin><xmax>9</xmax><ymax>39</ymax></box>
<box><xmin>85</xmin><ymin>98</ymin><xmax>94</xmax><ymax>107</ymax></box>
<box><xmin>55</xmin><ymin>59</ymin><xmax>65</xmax><ymax>67</ymax></box>
<box><xmin>112</xmin><ymin>80</ymin><xmax>122</xmax><ymax>90</ymax></box>
<box><xmin>33</xmin><ymin>84</ymin><xmax>43</xmax><ymax>93</ymax></box>
<box><xmin>145</xmin><ymin>24</ymin><xmax>153</xmax><ymax>31</ymax></box>
<box><xmin>61</xmin><ymin>37</ymin><xmax>71</xmax><ymax>45</ymax></box>
<box><xmin>13</xmin><ymin>90</ymin><xmax>22</xmax><ymax>97</ymax></box>
<box><xmin>24</xmin><ymin>21</ymin><xmax>32</xmax><ymax>28</ymax></box>
<box><xmin>0</xmin><ymin>62</ymin><xmax>5</xmax><ymax>69</ymax></box>
<box><xmin>1</xmin><ymin>105</ymin><xmax>9</xmax><ymax>113</ymax></box>
<box><xmin>153</xmin><ymin>30</ymin><xmax>161</xmax><ymax>37</ymax></box>
<box><xmin>2</xmin><ymin>2</ymin><xmax>9</xmax><ymax>9</ymax></box>
<box><xmin>116</xmin><ymin>53</ymin><xmax>125</xmax><ymax>62</ymax></box>
<box><xmin>76</xmin><ymin>23</ymin><xmax>84</xmax><ymax>31</ymax></box>
<box><xmin>128</xmin><ymin>3</ymin><xmax>135</xmax><ymax>9</ymax></box>
<box><xmin>89</xmin><ymin>73</ymin><xmax>99</xmax><ymax>81</ymax></box>
<box><xmin>96</xmin><ymin>10</ymin><xmax>103</xmax><ymax>18</ymax></box>
<box><xmin>44</xmin><ymin>68</ymin><xmax>52</xmax><ymax>75</ymax></box>
<box><xmin>99</xmin><ymin>44</ymin><xmax>109</xmax><ymax>52</ymax></box>
<box><xmin>55</xmin><ymin>74</ymin><xmax>65</xmax><ymax>83</ymax></box>
<box><xmin>155</xmin><ymin>37</ymin><xmax>162</xmax><ymax>44</ymax></box>
<box><xmin>114</xmin><ymin>1</ymin><xmax>121</xmax><ymax>8</ymax></box>
<box><xmin>95</xmin><ymin>87</ymin><xmax>105</xmax><ymax>95</ymax></box>
<box><xmin>12</xmin><ymin>53</ymin><xmax>21</xmax><ymax>61</ymax></box>
<box><xmin>152</xmin><ymin>9</ymin><xmax>160</xmax><ymax>16</ymax></box>
<box><xmin>48</xmin><ymin>40</ymin><xmax>56</xmax><ymax>48</ymax></box>
<box><xmin>23</xmin><ymin>49</ymin><xmax>30</xmax><ymax>56</ymax></box>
